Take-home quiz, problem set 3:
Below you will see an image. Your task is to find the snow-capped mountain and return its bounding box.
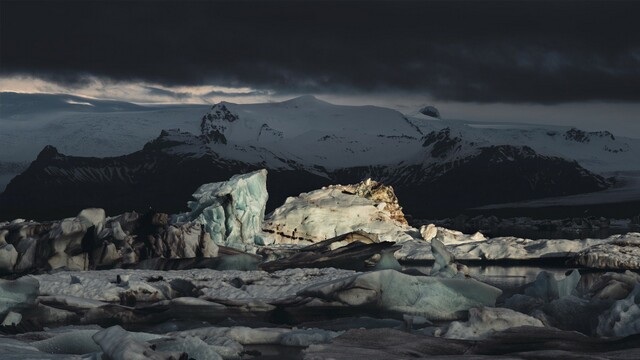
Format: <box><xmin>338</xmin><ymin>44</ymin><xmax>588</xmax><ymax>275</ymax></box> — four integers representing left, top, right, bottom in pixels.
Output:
<box><xmin>0</xmin><ymin>92</ymin><xmax>209</xmax><ymax>190</ymax></box>
<box><xmin>1</xmin><ymin>95</ymin><xmax>639</xmax><ymax>220</ymax></box>
<box><xmin>196</xmin><ymin>95</ymin><xmax>639</xmax><ymax>173</ymax></box>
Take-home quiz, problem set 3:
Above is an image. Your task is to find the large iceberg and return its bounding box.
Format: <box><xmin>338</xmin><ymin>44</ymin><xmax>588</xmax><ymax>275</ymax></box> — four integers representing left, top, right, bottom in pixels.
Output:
<box><xmin>175</xmin><ymin>169</ymin><xmax>269</xmax><ymax>251</ymax></box>
<box><xmin>263</xmin><ymin>179</ymin><xmax>416</xmax><ymax>245</ymax></box>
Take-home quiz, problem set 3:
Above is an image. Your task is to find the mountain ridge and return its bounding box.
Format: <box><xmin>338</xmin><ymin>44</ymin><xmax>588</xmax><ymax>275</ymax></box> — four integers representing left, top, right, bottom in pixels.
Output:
<box><xmin>1</xmin><ymin>94</ymin><xmax>637</xmax><ymax>220</ymax></box>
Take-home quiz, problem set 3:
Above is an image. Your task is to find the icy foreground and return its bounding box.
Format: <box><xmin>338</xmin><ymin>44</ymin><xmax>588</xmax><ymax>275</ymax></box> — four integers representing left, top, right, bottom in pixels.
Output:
<box><xmin>1</xmin><ymin>171</ymin><xmax>640</xmax><ymax>358</ymax></box>
<box><xmin>0</xmin><ymin>267</ymin><xmax>639</xmax><ymax>359</ymax></box>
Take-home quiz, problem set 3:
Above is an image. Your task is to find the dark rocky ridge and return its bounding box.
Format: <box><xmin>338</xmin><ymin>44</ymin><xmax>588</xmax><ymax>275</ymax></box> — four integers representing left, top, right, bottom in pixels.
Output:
<box><xmin>0</xmin><ymin>129</ymin><xmax>608</xmax><ymax>221</ymax></box>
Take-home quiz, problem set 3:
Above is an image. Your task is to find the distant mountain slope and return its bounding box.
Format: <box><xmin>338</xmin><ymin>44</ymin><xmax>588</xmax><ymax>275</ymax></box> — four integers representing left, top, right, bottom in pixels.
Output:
<box><xmin>0</xmin><ymin>129</ymin><xmax>608</xmax><ymax>220</ymax></box>
<box><xmin>0</xmin><ymin>92</ymin><xmax>208</xmax><ymax>162</ymax></box>
<box><xmin>0</xmin><ymin>92</ymin><xmax>209</xmax><ymax>191</ymax></box>
<box><xmin>1</xmin><ymin>94</ymin><xmax>636</xmax><ymax>220</ymax></box>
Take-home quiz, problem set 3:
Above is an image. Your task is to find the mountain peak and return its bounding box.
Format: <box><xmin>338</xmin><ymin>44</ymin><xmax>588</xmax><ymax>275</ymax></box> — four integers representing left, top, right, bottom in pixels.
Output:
<box><xmin>36</xmin><ymin>145</ymin><xmax>61</xmax><ymax>161</ymax></box>
<box><xmin>419</xmin><ymin>105</ymin><xmax>441</xmax><ymax>118</ymax></box>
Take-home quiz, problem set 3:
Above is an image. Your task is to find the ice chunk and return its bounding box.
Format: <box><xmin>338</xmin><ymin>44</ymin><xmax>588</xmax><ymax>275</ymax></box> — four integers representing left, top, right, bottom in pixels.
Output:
<box><xmin>1</xmin><ymin>311</ymin><xmax>21</xmax><ymax>326</ymax></box>
<box><xmin>176</xmin><ymin>169</ymin><xmax>268</xmax><ymax>251</ymax></box>
<box><xmin>574</xmin><ymin>234</ymin><xmax>640</xmax><ymax>270</ymax></box>
<box><xmin>597</xmin><ymin>284</ymin><xmax>640</xmax><ymax>337</ymax></box>
<box><xmin>0</xmin><ymin>244</ymin><xmax>18</xmax><ymax>273</ymax></box>
<box><xmin>588</xmin><ymin>271</ymin><xmax>640</xmax><ymax>300</ymax></box>
<box><xmin>300</xmin><ymin>269</ymin><xmax>501</xmax><ymax>320</ymax></box>
<box><xmin>420</xmin><ymin>224</ymin><xmax>486</xmax><ymax>244</ymax></box>
<box><xmin>373</xmin><ymin>250</ymin><xmax>402</xmax><ymax>271</ymax></box>
<box><xmin>93</xmin><ymin>325</ymin><xmax>185</xmax><ymax>360</ymax></box>
<box><xmin>77</xmin><ymin>208</ymin><xmax>106</xmax><ymax>234</ymax></box>
<box><xmin>443</xmin><ymin>307</ymin><xmax>544</xmax><ymax>339</ymax></box>
<box><xmin>33</xmin><ymin>329</ymin><xmax>102</xmax><ymax>354</ymax></box>
<box><xmin>264</xmin><ymin>180</ymin><xmax>416</xmax><ymax>245</ymax></box>
<box><xmin>0</xmin><ymin>276</ymin><xmax>39</xmax><ymax>317</ymax></box>
<box><xmin>430</xmin><ymin>238</ymin><xmax>464</xmax><ymax>278</ymax></box>
<box><xmin>524</xmin><ymin>270</ymin><xmax>581</xmax><ymax>301</ymax></box>
<box><xmin>396</xmin><ymin>234</ymin><xmax>616</xmax><ymax>263</ymax></box>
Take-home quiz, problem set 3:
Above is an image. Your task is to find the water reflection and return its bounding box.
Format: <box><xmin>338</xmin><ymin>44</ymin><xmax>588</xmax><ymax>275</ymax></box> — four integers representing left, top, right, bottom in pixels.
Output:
<box><xmin>406</xmin><ymin>265</ymin><xmax>639</xmax><ymax>294</ymax></box>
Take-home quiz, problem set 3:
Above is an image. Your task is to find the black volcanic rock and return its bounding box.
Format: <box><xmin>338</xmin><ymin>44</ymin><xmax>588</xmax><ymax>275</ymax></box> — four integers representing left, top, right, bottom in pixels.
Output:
<box><xmin>404</xmin><ymin>145</ymin><xmax>609</xmax><ymax>214</ymax></box>
<box><xmin>564</xmin><ymin>128</ymin><xmax>616</xmax><ymax>143</ymax></box>
<box><xmin>36</xmin><ymin>145</ymin><xmax>62</xmax><ymax>161</ymax></box>
<box><xmin>422</xmin><ymin>128</ymin><xmax>462</xmax><ymax>158</ymax></box>
<box><xmin>419</xmin><ymin>105</ymin><xmax>441</xmax><ymax>118</ymax></box>
<box><xmin>0</xmin><ymin>132</ymin><xmax>328</xmax><ymax>221</ymax></box>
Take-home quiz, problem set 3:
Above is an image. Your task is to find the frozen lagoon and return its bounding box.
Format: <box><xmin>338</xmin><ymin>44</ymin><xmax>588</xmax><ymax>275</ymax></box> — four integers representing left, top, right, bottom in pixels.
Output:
<box><xmin>1</xmin><ymin>170</ymin><xmax>640</xmax><ymax>359</ymax></box>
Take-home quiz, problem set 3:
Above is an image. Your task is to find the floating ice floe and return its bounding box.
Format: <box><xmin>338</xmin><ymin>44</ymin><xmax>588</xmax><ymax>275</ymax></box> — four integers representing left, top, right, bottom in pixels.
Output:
<box><xmin>574</xmin><ymin>233</ymin><xmax>640</xmax><ymax>269</ymax></box>
<box><xmin>0</xmin><ymin>276</ymin><xmax>39</xmax><ymax>318</ymax></box>
<box><xmin>523</xmin><ymin>269</ymin><xmax>581</xmax><ymax>301</ymax></box>
<box><xmin>300</xmin><ymin>269</ymin><xmax>502</xmax><ymax>320</ymax></box>
<box><xmin>419</xmin><ymin>223</ymin><xmax>486</xmax><ymax>245</ymax></box>
<box><xmin>597</xmin><ymin>284</ymin><xmax>640</xmax><ymax>337</ymax></box>
<box><xmin>92</xmin><ymin>325</ymin><xmax>186</xmax><ymax>360</ymax></box>
<box><xmin>443</xmin><ymin>306</ymin><xmax>545</xmax><ymax>339</ymax></box>
<box><xmin>396</xmin><ymin>235</ymin><xmax>614</xmax><ymax>261</ymax></box>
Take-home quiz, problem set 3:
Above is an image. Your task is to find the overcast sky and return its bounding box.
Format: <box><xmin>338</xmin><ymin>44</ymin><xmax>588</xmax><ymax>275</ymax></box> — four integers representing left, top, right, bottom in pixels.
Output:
<box><xmin>1</xmin><ymin>1</ymin><xmax>639</xmax><ymax>136</ymax></box>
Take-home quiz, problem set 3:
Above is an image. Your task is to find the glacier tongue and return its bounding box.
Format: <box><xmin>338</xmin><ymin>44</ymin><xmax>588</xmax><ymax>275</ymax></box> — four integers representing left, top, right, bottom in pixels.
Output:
<box><xmin>175</xmin><ymin>169</ymin><xmax>269</xmax><ymax>251</ymax></box>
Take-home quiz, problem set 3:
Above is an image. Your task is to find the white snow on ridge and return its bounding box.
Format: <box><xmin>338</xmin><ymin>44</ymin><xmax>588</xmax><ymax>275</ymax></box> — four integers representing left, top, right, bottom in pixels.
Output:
<box><xmin>2</xmin><ymin>92</ymin><xmax>639</xmax><ymax>176</ymax></box>
<box><xmin>0</xmin><ymin>94</ymin><xmax>208</xmax><ymax>163</ymax></box>
<box><xmin>412</xmin><ymin>119</ymin><xmax>640</xmax><ymax>173</ymax></box>
<box><xmin>201</xmin><ymin>96</ymin><xmax>429</xmax><ymax>168</ymax></box>
<box><xmin>199</xmin><ymin>96</ymin><xmax>640</xmax><ymax>172</ymax></box>
<box><xmin>211</xmin><ymin>95</ymin><xmax>419</xmax><ymax>141</ymax></box>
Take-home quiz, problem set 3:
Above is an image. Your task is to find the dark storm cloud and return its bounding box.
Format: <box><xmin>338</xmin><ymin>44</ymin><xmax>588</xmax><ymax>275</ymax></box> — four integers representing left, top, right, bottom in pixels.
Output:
<box><xmin>203</xmin><ymin>89</ymin><xmax>272</xmax><ymax>97</ymax></box>
<box><xmin>2</xmin><ymin>1</ymin><xmax>640</xmax><ymax>103</ymax></box>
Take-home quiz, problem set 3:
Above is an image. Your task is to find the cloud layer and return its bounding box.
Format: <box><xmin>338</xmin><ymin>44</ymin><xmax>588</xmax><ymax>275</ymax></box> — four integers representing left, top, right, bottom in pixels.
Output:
<box><xmin>2</xmin><ymin>1</ymin><xmax>640</xmax><ymax>103</ymax></box>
